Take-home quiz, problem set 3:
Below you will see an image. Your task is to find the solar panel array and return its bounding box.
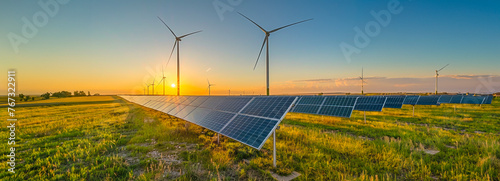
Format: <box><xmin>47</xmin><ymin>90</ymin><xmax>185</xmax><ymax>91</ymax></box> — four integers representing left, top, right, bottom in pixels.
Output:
<box><xmin>449</xmin><ymin>95</ymin><xmax>464</xmax><ymax>104</ymax></box>
<box><xmin>403</xmin><ymin>95</ymin><xmax>420</xmax><ymax>105</ymax></box>
<box><xmin>290</xmin><ymin>96</ymin><xmax>358</xmax><ymax>118</ymax></box>
<box><xmin>353</xmin><ymin>96</ymin><xmax>387</xmax><ymax>112</ymax></box>
<box><xmin>483</xmin><ymin>95</ymin><xmax>493</xmax><ymax>104</ymax></box>
<box><xmin>461</xmin><ymin>96</ymin><xmax>486</xmax><ymax>105</ymax></box>
<box><xmin>437</xmin><ymin>95</ymin><xmax>453</xmax><ymax>104</ymax></box>
<box><xmin>416</xmin><ymin>96</ymin><xmax>441</xmax><ymax>105</ymax></box>
<box><xmin>120</xmin><ymin>96</ymin><xmax>297</xmax><ymax>150</ymax></box>
<box><xmin>383</xmin><ymin>96</ymin><xmax>407</xmax><ymax>109</ymax></box>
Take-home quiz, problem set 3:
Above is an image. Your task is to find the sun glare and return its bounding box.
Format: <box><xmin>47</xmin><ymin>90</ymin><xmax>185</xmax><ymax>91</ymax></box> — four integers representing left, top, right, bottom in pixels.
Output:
<box><xmin>171</xmin><ymin>84</ymin><xmax>176</xmax><ymax>88</ymax></box>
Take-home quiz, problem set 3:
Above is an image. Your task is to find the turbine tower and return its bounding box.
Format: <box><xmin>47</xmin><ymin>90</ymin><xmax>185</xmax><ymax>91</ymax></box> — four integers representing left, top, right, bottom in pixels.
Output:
<box><xmin>158</xmin><ymin>16</ymin><xmax>202</xmax><ymax>96</ymax></box>
<box><xmin>151</xmin><ymin>77</ymin><xmax>156</xmax><ymax>95</ymax></box>
<box><xmin>360</xmin><ymin>67</ymin><xmax>366</xmax><ymax>95</ymax></box>
<box><xmin>238</xmin><ymin>12</ymin><xmax>312</xmax><ymax>96</ymax></box>
<box><xmin>435</xmin><ymin>64</ymin><xmax>449</xmax><ymax>94</ymax></box>
<box><xmin>156</xmin><ymin>65</ymin><xmax>167</xmax><ymax>95</ymax></box>
<box><xmin>145</xmin><ymin>83</ymin><xmax>150</xmax><ymax>95</ymax></box>
<box><xmin>207</xmin><ymin>79</ymin><xmax>215</xmax><ymax>96</ymax></box>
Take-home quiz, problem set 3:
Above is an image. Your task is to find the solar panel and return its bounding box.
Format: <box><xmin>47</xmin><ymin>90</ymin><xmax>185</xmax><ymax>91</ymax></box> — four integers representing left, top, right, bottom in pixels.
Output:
<box><xmin>199</xmin><ymin>97</ymin><xmax>226</xmax><ymax>109</ymax></box>
<box><xmin>437</xmin><ymin>95</ymin><xmax>453</xmax><ymax>104</ymax></box>
<box><xmin>482</xmin><ymin>95</ymin><xmax>493</xmax><ymax>104</ymax></box>
<box><xmin>449</xmin><ymin>95</ymin><xmax>464</xmax><ymax>104</ymax></box>
<box><xmin>383</xmin><ymin>96</ymin><xmax>406</xmax><ymax>108</ymax></box>
<box><xmin>290</xmin><ymin>96</ymin><xmax>357</xmax><ymax>118</ymax></box>
<box><xmin>176</xmin><ymin>105</ymin><xmax>197</xmax><ymax>118</ymax></box>
<box><xmin>403</xmin><ymin>95</ymin><xmax>420</xmax><ymax>105</ymax></box>
<box><xmin>318</xmin><ymin>106</ymin><xmax>353</xmax><ymax>118</ymax></box>
<box><xmin>416</xmin><ymin>96</ymin><xmax>441</xmax><ymax>105</ymax></box>
<box><xmin>220</xmin><ymin>115</ymin><xmax>278</xmax><ymax>149</ymax></box>
<box><xmin>215</xmin><ymin>97</ymin><xmax>253</xmax><ymax>113</ymax></box>
<box><xmin>193</xmin><ymin>110</ymin><xmax>236</xmax><ymax>132</ymax></box>
<box><xmin>354</xmin><ymin>96</ymin><xmax>387</xmax><ymax>112</ymax></box>
<box><xmin>119</xmin><ymin>95</ymin><xmax>297</xmax><ymax>150</ymax></box>
<box><xmin>241</xmin><ymin>97</ymin><xmax>297</xmax><ymax>119</ymax></box>
<box><xmin>461</xmin><ymin>96</ymin><xmax>485</xmax><ymax>104</ymax></box>
<box><xmin>291</xmin><ymin>105</ymin><xmax>321</xmax><ymax>114</ymax></box>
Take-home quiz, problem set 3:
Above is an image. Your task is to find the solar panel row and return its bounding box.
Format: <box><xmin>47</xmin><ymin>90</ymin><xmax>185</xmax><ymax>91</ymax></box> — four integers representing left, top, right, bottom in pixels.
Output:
<box><xmin>416</xmin><ymin>96</ymin><xmax>441</xmax><ymax>105</ymax></box>
<box><xmin>403</xmin><ymin>95</ymin><xmax>420</xmax><ymax>105</ymax></box>
<box><xmin>461</xmin><ymin>96</ymin><xmax>486</xmax><ymax>105</ymax></box>
<box><xmin>353</xmin><ymin>96</ymin><xmax>387</xmax><ymax>112</ymax></box>
<box><xmin>290</xmin><ymin>96</ymin><xmax>358</xmax><ymax>118</ymax></box>
<box><xmin>383</xmin><ymin>96</ymin><xmax>407</xmax><ymax>109</ymax></box>
<box><xmin>119</xmin><ymin>96</ymin><xmax>297</xmax><ymax>150</ymax></box>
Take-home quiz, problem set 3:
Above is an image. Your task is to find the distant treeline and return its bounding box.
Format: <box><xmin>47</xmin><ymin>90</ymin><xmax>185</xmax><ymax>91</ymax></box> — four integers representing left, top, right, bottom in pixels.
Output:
<box><xmin>42</xmin><ymin>91</ymin><xmax>99</xmax><ymax>99</ymax></box>
<box><xmin>17</xmin><ymin>91</ymin><xmax>100</xmax><ymax>101</ymax></box>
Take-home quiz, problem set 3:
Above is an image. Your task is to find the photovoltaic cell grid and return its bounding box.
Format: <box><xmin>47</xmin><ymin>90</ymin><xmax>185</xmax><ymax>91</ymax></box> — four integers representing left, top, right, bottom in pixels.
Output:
<box><xmin>353</xmin><ymin>96</ymin><xmax>387</xmax><ymax>112</ymax></box>
<box><xmin>383</xmin><ymin>96</ymin><xmax>407</xmax><ymax>109</ymax></box>
<box><xmin>485</xmin><ymin>95</ymin><xmax>494</xmax><ymax>104</ymax></box>
<box><xmin>449</xmin><ymin>95</ymin><xmax>464</xmax><ymax>104</ymax></box>
<box><xmin>290</xmin><ymin>96</ymin><xmax>358</xmax><ymax>118</ymax></box>
<box><xmin>416</xmin><ymin>96</ymin><xmax>441</xmax><ymax>105</ymax></box>
<box><xmin>461</xmin><ymin>96</ymin><xmax>486</xmax><ymax>105</ymax></box>
<box><xmin>119</xmin><ymin>95</ymin><xmax>297</xmax><ymax>150</ymax></box>
<box><xmin>437</xmin><ymin>95</ymin><xmax>453</xmax><ymax>104</ymax></box>
<box><xmin>403</xmin><ymin>95</ymin><xmax>420</xmax><ymax>105</ymax></box>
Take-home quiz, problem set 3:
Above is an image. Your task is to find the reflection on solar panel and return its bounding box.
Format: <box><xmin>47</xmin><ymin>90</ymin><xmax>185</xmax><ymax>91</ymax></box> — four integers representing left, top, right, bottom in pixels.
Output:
<box><xmin>119</xmin><ymin>95</ymin><xmax>297</xmax><ymax>150</ymax></box>
<box><xmin>354</xmin><ymin>96</ymin><xmax>387</xmax><ymax>112</ymax></box>
<box><xmin>461</xmin><ymin>96</ymin><xmax>486</xmax><ymax>104</ymax></box>
<box><xmin>437</xmin><ymin>95</ymin><xmax>453</xmax><ymax>104</ymax></box>
<box><xmin>290</xmin><ymin>96</ymin><xmax>358</xmax><ymax>118</ymax></box>
<box><xmin>383</xmin><ymin>96</ymin><xmax>407</xmax><ymax>109</ymax></box>
<box><xmin>403</xmin><ymin>95</ymin><xmax>420</xmax><ymax>105</ymax></box>
<box><xmin>449</xmin><ymin>95</ymin><xmax>464</xmax><ymax>104</ymax></box>
<box><xmin>482</xmin><ymin>95</ymin><xmax>493</xmax><ymax>104</ymax></box>
<box><xmin>416</xmin><ymin>96</ymin><xmax>440</xmax><ymax>105</ymax></box>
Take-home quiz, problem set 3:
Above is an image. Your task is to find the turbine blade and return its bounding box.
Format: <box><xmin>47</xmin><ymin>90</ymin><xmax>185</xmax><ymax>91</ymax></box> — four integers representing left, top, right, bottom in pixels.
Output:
<box><xmin>166</xmin><ymin>41</ymin><xmax>177</xmax><ymax>67</ymax></box>
<box><xmin>178</xmin><ymin>30</ymin><xmax>202</xmax><ymax>39</ymax></box>
<box><xmin>253</xmin><ymin>37</ymin><xmax>267</xmax><ymax>70</ymax></box>
<box><xmin>157</xmin><ymin>16</ymin><xmax>177</xmax><ymax>37</ymax></box>
<box><xmin>269</xmin><ymin>18</ymin><xmax>313</xmax><ymax>33</ymax></box>
<box><xmin>238</xmin><ymin>12</ymin><xmax>267</xmax><ymax>33</ymax></box>
<box><xmin>156</xmin><ymin>77</ymin><xmax>165</xmax><ymax>87</ymax></box>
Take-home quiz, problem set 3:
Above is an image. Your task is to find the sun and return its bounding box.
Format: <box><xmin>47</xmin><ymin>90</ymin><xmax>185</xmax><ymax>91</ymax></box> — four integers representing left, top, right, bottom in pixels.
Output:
<box><xmin>171</xmin><ymin>84</ymin><xmax>176</xmax><ymax>88</ymax></box>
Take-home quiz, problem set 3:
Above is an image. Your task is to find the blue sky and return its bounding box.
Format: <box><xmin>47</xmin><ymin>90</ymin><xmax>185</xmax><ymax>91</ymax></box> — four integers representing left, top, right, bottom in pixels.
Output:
<box><xmin>1</xmin><ymin>0</ymin><xmax>499</xmax><ymax>95</ymax></box>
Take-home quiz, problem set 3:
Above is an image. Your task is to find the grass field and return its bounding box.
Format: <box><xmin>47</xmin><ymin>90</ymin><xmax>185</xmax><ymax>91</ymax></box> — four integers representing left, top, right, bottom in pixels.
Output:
<box><xmin>1</xmin><ymin>96</ymin><xmax>499</xmax><ymax>180</ymax></box>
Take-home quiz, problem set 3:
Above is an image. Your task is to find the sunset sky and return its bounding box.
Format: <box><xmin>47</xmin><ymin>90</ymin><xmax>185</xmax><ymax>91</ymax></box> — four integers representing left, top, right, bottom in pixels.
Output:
<box><xmin>1</xmin><ymin>0</ymin><xmax>499</xmax><ymax>95</ymax></box>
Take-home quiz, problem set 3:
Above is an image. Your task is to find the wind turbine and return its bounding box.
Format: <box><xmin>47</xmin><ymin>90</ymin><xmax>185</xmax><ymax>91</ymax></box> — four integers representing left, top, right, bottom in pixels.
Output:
<box><xmin>238</xmin><ymin>12</ymin><xmax>312</xmax><ymax>96</ymax></box>
<box><xmin>360</xmin><ymin>67</ymin><xmax>366</xmax><ymax>95</ymax></box>
<box><xmin>158</xmin><ymin>16</ymin><xmax>202</xmax><ymax>96</ymax></box>
<box><xmin>156</xmin><ymin>65</ymin><xmax>167</xmax><ymax>95</ymax></box>
<box><xmin>145</xmin><ymin>83</ymin><xmax>150</xmax><ymax>95</ymax></box>
<box><xmin>151</xmin><ymin>77</ymin><xmax>156</xmax><ymax>95</ymax></box>
<box><xmin>435</xmin><ymin>64</ymin><xmax>449</xmax><ymax>95</ymax></box>
<box><xmin>207</xmin><ymin>79</ymin><xmax>215</xmax><ymax>96</ymax></box>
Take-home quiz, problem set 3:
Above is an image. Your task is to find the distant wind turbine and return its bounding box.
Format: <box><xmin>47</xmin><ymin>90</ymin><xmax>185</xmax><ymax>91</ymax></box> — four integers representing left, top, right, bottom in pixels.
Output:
<box><xmin>158</xmin><ymin>65</ymin><xmax>167</xmax><ymax>95</ymax></box>
<box><xmin>145</xmin><ymin>83</ymin><xmax>150</xmax><ymax>95</ymax></box>
<box><xmin>207</xmin><ymin>79</ymin><xmax>215</xmax><ymax>96</ymax></box>
<box><xmin>435</xmin><ymin>64</ymin><xmax>449</xmax><ymax>94</ymax></box>
<box><xmin>238</xmin><ymin>12</ymin><xmax>312</xmax><ymax>96</ymax></box>
<box><xmin>150</xmin><ymin>77</ymin><xmax>156</xmax><ymax>95</ymax></box>
<box><xmin>360</xmin><ymin>67</ymin><xmax>366</xmax><ymax>95</ymax></box>
<box><xmin>158</xmin><ymin>16</ymin><xmax>202</xmax><ymax>96</ymax></box>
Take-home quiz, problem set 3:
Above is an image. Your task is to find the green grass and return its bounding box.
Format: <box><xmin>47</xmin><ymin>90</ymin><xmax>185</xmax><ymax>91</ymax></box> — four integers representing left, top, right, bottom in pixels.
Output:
<box><xmin>1</xmin><ymin>96</ymin><xmax>499</xmax><ymax>180</ymax></box>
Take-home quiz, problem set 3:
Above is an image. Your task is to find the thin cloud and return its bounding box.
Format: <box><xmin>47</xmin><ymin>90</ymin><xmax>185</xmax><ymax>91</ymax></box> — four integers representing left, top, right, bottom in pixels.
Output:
<box><xmin>292</xmin><ymin>79</ymin><xmax>333</xmax><ymax>83</ymax></box>
<box><xmin>442</xmin><ymin>74</ymin><xmax>498</xmax><ymax>80</ymax></box>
